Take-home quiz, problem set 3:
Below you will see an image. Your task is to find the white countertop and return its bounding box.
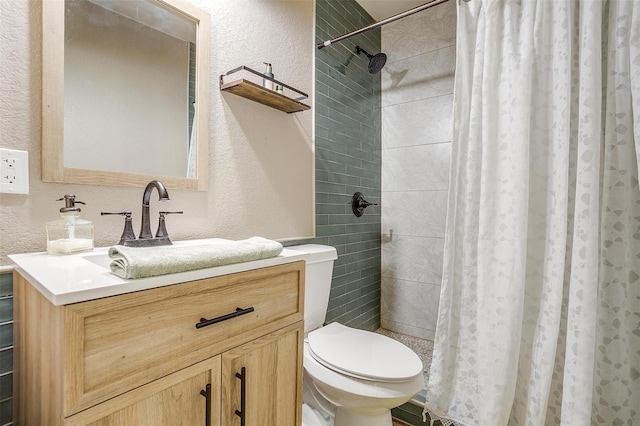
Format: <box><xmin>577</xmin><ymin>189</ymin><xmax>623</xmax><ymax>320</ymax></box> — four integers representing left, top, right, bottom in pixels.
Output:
<box><xmin>9</xmin><ymin>239</ymin><xmax>307</xmax><ymax>306</ymax></box>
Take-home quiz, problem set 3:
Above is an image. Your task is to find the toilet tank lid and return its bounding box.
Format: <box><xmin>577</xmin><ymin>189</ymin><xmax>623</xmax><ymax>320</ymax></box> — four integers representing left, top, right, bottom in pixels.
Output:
<box><xmin>285</xmin><ymin>244</ymin><xmax>337</xmax><ymax>264</ymax></box>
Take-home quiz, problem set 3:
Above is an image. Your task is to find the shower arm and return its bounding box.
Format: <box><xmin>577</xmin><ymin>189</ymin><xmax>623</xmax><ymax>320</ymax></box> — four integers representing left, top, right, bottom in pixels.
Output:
<box><xmin>317</xmin><ymin>0</ymin><xmax>450</xmax><ymax>50</ymax></box>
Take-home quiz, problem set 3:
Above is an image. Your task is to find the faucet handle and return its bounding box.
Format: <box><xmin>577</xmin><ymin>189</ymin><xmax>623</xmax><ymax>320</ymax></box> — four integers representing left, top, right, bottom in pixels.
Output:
<box><xmin>101</xmin><ymin>211</ymin><xmax>136</xmax><ymax>245</ymax></box>
<box><xmin>156</xmin><ymin>211</ymin><xmax>183</xmax><ymax>238</ymax></box>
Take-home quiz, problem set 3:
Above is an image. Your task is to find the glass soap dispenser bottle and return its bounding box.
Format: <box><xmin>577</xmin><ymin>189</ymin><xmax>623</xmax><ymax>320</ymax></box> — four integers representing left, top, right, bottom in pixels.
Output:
<box><xmin>46</xmin><ymin>195</ymin><xmax>94</xmax><ymax>255</ymax></box>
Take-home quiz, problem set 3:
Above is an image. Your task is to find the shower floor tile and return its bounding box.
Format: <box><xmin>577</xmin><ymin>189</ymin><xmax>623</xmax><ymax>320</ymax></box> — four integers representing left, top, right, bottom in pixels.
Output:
<box><xmin>375</xmin><ymin>327</ymin><xmax>434</xmax><ymax>387</ymax></box>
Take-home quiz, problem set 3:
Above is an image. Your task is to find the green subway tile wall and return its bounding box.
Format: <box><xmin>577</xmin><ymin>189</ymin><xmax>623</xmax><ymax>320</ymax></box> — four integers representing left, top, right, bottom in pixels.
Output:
<box><xmin>0</xmin><ymin>272</ymin><xmax>13</xmax><ymax>426</ymax></box>
<box><xmin>287</xmin><ymin>0</ymin><xmax>382</xmax><ymax>332</ymax></box>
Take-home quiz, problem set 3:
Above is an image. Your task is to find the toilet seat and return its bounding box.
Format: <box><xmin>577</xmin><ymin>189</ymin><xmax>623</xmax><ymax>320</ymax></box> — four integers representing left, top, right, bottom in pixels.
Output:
<box><xmin>307</xmin><ymin>322</ymin><xmax>423</xmax><ymax>382</ymax></box>
<box><xmin>303</xmin><ymin>343</ymin><xmax>424</xmax><ymax>401</ymax></box>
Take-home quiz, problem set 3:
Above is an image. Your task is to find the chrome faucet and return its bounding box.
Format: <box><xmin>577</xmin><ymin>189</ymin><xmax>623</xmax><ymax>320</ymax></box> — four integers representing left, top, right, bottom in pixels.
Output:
<box><xmin>101</xmin><ymin>180</ymin><xmax>182</xmax><ymax>247</ymax></box>
<box><xmin>139</xmin><ymin>180</ymin><xmax>170</xmax><ymax>240</ymax></box>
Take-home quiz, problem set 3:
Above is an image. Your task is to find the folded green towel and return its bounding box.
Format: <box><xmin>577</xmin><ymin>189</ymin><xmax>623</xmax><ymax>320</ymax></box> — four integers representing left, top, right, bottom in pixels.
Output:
<box><xmin>108</xmin><ymin>237</ymin><xmax>283</xmax><ymax>279</ymax></box>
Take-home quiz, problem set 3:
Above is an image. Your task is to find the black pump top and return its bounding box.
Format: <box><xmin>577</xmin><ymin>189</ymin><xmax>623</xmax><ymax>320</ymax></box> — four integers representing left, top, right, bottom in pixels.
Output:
<box><xmin>57</xmin><ymin>195</ymin><xmax>86</xmax><ymax>213</ymax></box>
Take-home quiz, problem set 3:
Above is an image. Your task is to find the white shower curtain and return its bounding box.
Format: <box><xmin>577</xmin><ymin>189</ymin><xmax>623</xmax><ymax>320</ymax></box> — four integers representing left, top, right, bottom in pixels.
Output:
<box><xmin>425</xmin><ymin>1</ymin><xmax>640</xmax><ymax>425</ymax></box>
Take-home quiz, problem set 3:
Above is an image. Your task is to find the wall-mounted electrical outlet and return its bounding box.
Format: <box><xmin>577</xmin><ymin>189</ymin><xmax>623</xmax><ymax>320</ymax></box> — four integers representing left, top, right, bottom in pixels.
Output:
<box><xmin>0</xmin><ymin>148</ymin><xmax>29</xmax><ymax>194</ymax></box>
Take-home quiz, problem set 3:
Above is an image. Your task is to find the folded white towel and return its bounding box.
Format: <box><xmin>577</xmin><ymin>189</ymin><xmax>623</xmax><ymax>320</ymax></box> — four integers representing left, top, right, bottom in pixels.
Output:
<box><xmin>108</xmin><ymin>237</ymin><xmax>283</xmax><ymax>279</ymax></box>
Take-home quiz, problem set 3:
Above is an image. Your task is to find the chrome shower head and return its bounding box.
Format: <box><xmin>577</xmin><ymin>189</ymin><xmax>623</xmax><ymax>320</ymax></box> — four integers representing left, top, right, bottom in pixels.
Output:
<box><xmin>355</xmin><ymin>45</ymin><xmax>387</xmax><ymax>74</ymax></box>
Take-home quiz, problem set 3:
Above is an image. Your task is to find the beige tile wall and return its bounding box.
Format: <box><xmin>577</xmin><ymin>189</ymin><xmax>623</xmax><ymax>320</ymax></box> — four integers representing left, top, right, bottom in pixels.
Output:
<box><xmin>380</xmin><ymin>0</ymin><xmax>456</xmax><ymax>340</ymax></box>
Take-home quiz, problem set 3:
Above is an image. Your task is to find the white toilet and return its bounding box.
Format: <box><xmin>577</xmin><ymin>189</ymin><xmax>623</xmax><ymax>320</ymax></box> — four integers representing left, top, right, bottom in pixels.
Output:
<box><xmin>287</xmin><ymin>245</ymin><xmax>424</xmax><ymax>426</ymax></box>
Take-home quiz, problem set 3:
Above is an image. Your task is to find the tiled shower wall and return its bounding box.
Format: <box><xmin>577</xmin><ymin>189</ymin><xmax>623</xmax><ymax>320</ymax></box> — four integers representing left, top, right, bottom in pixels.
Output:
<box><xmin>289</xmin><ymin>0</ymin><xmax>383</xmax><ymax>331</ymax></box>
<box><xmin>380</xmin><ymin>0</ymin><xmax>456</xmax><ymax>340</ymax></box>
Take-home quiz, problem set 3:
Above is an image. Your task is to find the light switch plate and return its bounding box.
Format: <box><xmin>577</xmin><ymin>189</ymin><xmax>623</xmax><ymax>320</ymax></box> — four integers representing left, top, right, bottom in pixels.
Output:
<box><xmin>0</xmin><ymin>148</ymin><xmax>29</xmax><ymax>194</ymax></box>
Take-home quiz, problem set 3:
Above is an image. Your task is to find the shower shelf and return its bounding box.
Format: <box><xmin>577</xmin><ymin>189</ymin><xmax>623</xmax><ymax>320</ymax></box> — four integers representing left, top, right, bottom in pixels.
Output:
<box><xmin>220</xmin><ymin>66</ymin><xmax>310</xmax><ymax>114</ymax></box>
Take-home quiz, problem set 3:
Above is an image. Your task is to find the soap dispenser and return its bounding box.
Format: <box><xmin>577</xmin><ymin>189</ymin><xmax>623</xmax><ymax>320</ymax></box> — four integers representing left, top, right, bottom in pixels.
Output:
<box><xmin>263</xmin><ymin>62</ymin><xmax>274</xmax><ymax>90</ymax></box>
<box><xmin>46</xmin><ymin>195</ymin><xmax>94</xmax><ymax>255</ymax></box>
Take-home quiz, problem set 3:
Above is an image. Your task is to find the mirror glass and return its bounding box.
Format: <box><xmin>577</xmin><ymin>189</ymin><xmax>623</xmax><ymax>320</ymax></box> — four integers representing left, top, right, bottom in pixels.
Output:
<box><xmin>42</xmin><ymin>0</ymin><xmax>210</xmax><ymax>190</ymax></box>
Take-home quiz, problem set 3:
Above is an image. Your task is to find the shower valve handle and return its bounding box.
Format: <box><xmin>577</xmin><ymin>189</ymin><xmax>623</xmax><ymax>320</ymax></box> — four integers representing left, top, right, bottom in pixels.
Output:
<box><xmin>352</xmin><ymin>192</ymin><xmax>377</xmax><ymax>217</ymax></box>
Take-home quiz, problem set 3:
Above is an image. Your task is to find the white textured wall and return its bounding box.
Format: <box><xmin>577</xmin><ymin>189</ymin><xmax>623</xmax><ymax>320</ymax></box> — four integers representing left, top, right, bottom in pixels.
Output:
<box><xmin>0</xmin><ymin>0</ymin><xmax>314</xmax><ymax>264</ymax></box>
<box><xmin>380</xmin><ymin>0</ymin><xmax>456</xmax><ymax>340</ymax></box>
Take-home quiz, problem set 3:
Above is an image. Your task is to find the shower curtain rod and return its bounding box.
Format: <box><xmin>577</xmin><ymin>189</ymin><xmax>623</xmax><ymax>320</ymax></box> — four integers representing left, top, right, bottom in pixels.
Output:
<box><xmin>317</xmin><ymin>0</ymin><xmax>450</xmax><ymax>50</ymax></box>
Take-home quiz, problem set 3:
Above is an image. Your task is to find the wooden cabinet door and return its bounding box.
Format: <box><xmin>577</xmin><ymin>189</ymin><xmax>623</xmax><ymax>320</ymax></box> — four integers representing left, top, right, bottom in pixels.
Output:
<box><xmin>221</xmin><ymin>323</ymin><xmax>303</xmax><ymax>426</ymax></box>
<box><xmin>65</xmin><ymin>357</ymin><xmax>221</xmax><ymax>426</ymax></box>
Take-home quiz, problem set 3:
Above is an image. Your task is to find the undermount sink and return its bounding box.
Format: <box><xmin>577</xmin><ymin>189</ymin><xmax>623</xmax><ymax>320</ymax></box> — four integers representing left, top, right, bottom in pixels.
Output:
<box><xmin>83</xmin><ymin>252</ymin><xmax>112</xmax><ymax>269</ymax></box>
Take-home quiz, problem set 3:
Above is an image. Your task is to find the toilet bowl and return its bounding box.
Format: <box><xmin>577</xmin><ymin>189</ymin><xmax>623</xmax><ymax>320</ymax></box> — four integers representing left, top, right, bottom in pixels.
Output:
<box><xmin>285</xmin><ymin>245</ymin><xmax>425</xmax><ymax>426</ymax></box>
<box><xmin>304</xmin><ymin>323</ymin><xmax>424</xmax><ymax>426</ymax></box>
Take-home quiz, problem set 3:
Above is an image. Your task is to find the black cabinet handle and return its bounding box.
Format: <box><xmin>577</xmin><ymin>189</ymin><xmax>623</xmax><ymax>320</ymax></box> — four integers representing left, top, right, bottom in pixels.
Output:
<box><xmin>234</xmin><ymin>367</ymin><xmax>246</xmax><ymax>426</ymax></box>
<box><xmin>195</xmin><ymin>307</ymin><xmax>255</xmax><ymax>329</ymax></box>
<box><xmin>200</xmin><ymin>383</ymin><xmax>211</xmax><ymax>426</ymax></box>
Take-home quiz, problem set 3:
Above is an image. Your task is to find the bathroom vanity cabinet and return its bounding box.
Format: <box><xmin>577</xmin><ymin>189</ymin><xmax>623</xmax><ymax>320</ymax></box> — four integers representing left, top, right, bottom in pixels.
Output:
<box><xmin>13</xmin><ymin>261</ymin><xmax>305</xmax><ymax>426</ymax></box>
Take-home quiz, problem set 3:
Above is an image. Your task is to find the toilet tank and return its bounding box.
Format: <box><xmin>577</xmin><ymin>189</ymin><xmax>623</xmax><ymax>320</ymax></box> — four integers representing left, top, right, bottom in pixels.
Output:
<box><xmin>285</xmin><ymin>244</ymin><xmax>337</xmax><ymax>333</ymax></box>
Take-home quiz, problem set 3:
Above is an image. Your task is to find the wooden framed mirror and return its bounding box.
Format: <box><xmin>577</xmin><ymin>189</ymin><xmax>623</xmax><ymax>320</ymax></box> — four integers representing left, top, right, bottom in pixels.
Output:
<box><xmin>42</xmin><ymin>0</ymin><xmax>210</xmax><ymax>190</ymax></box>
